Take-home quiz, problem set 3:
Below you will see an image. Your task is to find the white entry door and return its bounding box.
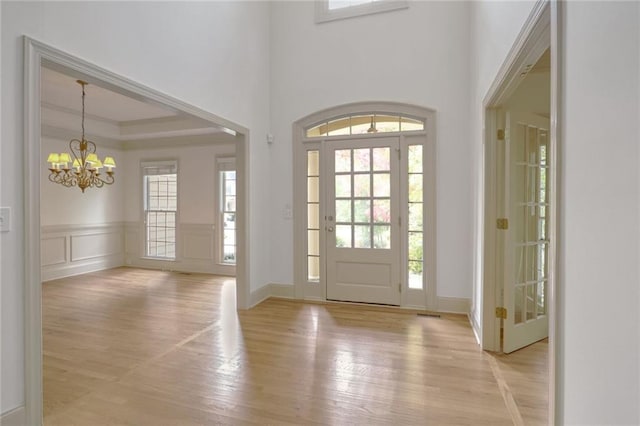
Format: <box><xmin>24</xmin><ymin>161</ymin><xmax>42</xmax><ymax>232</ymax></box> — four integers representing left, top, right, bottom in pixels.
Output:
<box><xmin>326</xmin><ymin>137</ymin><xmax>401</xmax><ymax>305</ymax></box>
<box><xmin>503</xmin><ymin>111</ymin><xmax>550</xmax><ymax>353</ymax></box>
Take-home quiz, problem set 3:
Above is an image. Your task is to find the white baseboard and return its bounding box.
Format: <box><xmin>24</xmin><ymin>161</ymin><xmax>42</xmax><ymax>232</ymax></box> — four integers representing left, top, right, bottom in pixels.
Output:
<box><xmin>269</xmin><ymin>283</ymin><xmax>295</xmax><ymax>299</ymax></box>
<box><xmin>437</xmin><ymin>296</ymin><xmax>470</xmax><ymax>314</ymax></box>
<box><xmin>43</xmin><ymin>255</ymin><xmax>124</xmax><ymax>282</ymax></box>
<box><xmin>468</xmin><ymin>308</ymin><xmax>482</xmax><ymax>345</ymax></box>
<box><xmin>248</xmin><ymin>284</ymin><xmax>271</xmax><ymax>308</ymax></box>
<box><xmin>1</xmin><ymin>406</ymin><xmax>25</xmax><ymax>426</ymax></box>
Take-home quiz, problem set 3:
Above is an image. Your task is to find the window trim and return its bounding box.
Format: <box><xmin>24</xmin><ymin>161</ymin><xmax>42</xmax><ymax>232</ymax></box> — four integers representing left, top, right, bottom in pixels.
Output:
<box><xmin>141</xmin><ymin>160</ymin><xmax>179</xmax><ymax>261</ymax></box>
<box><xmin>315</xmin><ymin>0</ymin><xmax>408</xmax><ymax>23</ymax></box>
<box><xmin>217</xmin><ymin>157</ymin><xmax>237</xmax><ymax>266</ymax></box>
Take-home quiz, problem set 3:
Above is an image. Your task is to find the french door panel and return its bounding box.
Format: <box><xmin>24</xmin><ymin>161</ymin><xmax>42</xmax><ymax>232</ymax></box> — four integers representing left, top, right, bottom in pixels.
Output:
<box><xmin>503</xmin><ymin>111</ymin><xmax>550</xmax><ymax>353</ymax></box>
<box><xmin>326</xmin><ymin>137</ymin><xmax>401</xmax><ymax>305</ymax></box>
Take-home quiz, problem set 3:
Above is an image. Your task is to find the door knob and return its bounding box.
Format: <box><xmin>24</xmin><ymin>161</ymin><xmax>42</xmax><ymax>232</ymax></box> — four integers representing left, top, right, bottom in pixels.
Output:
<box><xmin>328</xmin><ymin>215</ymin><xmax>334</xmax><ymax>221</ymax></box>
<box><xmin>327</xmin><ymin>226</ymin><xmax>334</xmax><ymax>232</ymax></box>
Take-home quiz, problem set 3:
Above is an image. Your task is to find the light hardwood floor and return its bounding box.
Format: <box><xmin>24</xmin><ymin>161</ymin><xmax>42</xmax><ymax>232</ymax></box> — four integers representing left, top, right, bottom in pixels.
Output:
<box><xmin>43</xmin><ymin>267</ymin><xmax>547</xmax><ymax>425</ymax></box>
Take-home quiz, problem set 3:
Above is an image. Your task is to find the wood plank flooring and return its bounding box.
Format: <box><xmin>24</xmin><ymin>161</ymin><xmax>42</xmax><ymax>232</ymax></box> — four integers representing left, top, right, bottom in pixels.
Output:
<box><xmin>43</xmin><ymin>267</ymin><xmax>547</xmax><ymax>425</ymax></box>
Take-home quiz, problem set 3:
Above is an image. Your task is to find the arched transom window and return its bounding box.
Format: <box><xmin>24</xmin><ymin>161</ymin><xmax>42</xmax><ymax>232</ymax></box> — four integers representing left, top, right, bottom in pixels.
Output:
<box><xmin>306</xmin><ymin>113</ymin><xmax>424</xmax><ymax>138</ymax></box>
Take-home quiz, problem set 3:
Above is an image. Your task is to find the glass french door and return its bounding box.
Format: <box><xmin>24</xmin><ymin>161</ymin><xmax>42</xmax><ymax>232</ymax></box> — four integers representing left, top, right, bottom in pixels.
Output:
<box><xmin>326</xmin><ymin>137</ymin><xmax>401</xmax><ymax>305</ymax></box>
<box><xmin>503</xmin><ymin>111</ymin><xmax>550</xmax><ymax>353</ymax></box>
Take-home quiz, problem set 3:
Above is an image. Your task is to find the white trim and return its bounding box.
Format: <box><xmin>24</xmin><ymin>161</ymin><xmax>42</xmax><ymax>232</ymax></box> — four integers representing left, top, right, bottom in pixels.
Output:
<box><xmin>249</xmin><ymin>283</ymin><xmax>272</xmax><ymax>308</ymax></box>
<box><xmin>468</xmin><ymin>310</ymin><xmax>482</xmax><ymax>345</ymax></box>
<box><xmin>24</xmin><ymin>36</ymin><xmax>251</xmax><ymax>425</ymax></box>
<box><xmin>0</xmin><ymin>406</ymin><xmax>26</xmax><ymax>426</ymax></box>
<box><xmin>315</xmin><ymin>0</ymin><xmax>408</xmax><ymax>23</ymax></box>
<box><xmin>437</xmin><ymin>297</ymin><xmax>470</xmax><ymax>314</ymax></box>
<box><xmin>269</xmin><ymin>283</ymin><xmax>296</xmax><ymax>299</ymax></box>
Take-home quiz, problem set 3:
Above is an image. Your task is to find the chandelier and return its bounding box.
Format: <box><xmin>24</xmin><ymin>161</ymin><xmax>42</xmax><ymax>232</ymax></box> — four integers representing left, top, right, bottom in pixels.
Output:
<box><xmin>47</xmin><ymin>80</ymin><xmax>116</xmax><ymax>193</ymax></box>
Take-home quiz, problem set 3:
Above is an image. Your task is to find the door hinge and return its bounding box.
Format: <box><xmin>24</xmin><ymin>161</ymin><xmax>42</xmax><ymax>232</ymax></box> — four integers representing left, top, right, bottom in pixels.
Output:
<box><xmin>497</xmin><ymin>129</ymin><xmax>505</xmax><ymax>140</ymax></box>
<box><xmin>495</xmin><ymin>307</ymin><xmax>507</xmax><ymax>319</ymax></box>
<box><xmin>398</xmin><ymin>216</ymin><xmax>402</xmax><ymax>227</ymax></box>
<box><xmin>399</xmin><ymin>283</ymin><xmax>402</xmax><ymax>292</ymax></box>
<box><xmin>496</xmin><ymin>218</ymin><xmax>509</xmax><ymax>230</ymax></box>
<box><xmin>396</xmin><ymin>148</ymin><xmax>401</xmax><ymax>160</ymax></box>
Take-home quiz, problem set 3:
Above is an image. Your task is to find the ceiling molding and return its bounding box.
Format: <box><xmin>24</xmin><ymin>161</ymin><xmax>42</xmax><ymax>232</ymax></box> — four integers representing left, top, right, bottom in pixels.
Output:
<box><xmin>121</xmin><ymin>133</ymin><xmax>236</xmax><ymax>151</ymax></box>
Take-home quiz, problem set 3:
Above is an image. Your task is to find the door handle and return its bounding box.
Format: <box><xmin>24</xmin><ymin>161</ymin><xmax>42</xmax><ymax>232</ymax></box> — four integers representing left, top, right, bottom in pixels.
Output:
<box><xmin>327</xmin><ymin>226</ymin><xmax>334</xmax><ymax>232</ymax></box>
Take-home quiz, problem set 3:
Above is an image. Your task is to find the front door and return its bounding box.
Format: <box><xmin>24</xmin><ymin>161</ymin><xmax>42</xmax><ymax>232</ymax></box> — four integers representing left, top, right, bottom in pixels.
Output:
<box><xmin>503</xmin><ymin>111</ymin><xmax>550</xmax><ymax>353</ymax></box>
<box><xmin>326</xmin><ymin>137</ymin><xmax>401</xmax><ymax>305</ymax></box>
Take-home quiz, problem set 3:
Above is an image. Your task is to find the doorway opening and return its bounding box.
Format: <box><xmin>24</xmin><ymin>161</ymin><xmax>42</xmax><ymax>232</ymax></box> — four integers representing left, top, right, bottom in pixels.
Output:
<box><xmin>23</xmin><ymin>37</ymin><xmax>250</xmax><ymax>424</ymax></box>
<box><xmin>293</xmin><ymin>102</ymin><xmax>436</xmax><ymax>309</ymax></box>
<box><xmin>480</xmin><ymin>0</ymin><xmax>558</xmax><ymax>424</ymax></box>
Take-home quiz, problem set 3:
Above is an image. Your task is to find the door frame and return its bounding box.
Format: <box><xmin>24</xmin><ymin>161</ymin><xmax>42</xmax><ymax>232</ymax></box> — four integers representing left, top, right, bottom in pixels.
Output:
<box><xmin>292</xmin><ymin>102</ymin><xmax>436</xmax><ymax>310</ymax></box>
<box><xmin>23</xmin><ymin>36</ymin><xmax>251</xmax><ymax>424</ymax></box>
<box><xmin>480</xmin><ymin>0</ymin><xmax>560</xmax><ymax>423</ymax></box>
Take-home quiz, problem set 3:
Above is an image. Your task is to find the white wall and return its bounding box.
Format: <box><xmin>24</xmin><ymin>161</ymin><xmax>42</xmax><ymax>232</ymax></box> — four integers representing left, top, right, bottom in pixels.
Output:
<box><xmin>1</xmin><ymin>1</ymin><xmax>270</xmax><ymax>415</ymax></box>
<box><xmin>560</xmin><ymin>2</ymin><xmax>639</xmax><ymax>423</ymax></box>
<box><xmin>470</xmin><ymin>1</ymin><xmax>640</xmax><ymax>423</ymax></box>
<box><xmin>270</xmin><ymin>1</ymin><xmax>473</xmax><ymax>300</ymax></box>
<box><xmin>41</xmin><ymin>137</ymin><xmax>124</xmax><ymax>227</ymax></box>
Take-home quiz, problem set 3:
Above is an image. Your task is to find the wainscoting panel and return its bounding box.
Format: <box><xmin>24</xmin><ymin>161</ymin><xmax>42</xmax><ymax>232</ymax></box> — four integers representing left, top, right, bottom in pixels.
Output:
<box><xmin>124</xmin><ymin>222</ymin><xmax>234</xmax><ymax>276</ymax></box>
<box><xmin>71</xmin><ymin>231</ymin><xmax>122</xmax><ymax>262</ymax></box>
<box><xmin>42</xmin><ymin>235</ymin><xmax>67</xmax><ymax>266</ymax></box>
<box><xmin>41</xmin><ymin>223</ymin><xmax>125</xmax><ymax>282</ymax></box>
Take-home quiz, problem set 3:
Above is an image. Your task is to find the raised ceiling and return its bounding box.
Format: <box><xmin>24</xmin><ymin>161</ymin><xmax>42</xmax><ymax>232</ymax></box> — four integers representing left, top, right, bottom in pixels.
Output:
<box><xmin>41</xmin><ymin>67</ymin><xmax>236</xmax><ymax>149</ymax></box>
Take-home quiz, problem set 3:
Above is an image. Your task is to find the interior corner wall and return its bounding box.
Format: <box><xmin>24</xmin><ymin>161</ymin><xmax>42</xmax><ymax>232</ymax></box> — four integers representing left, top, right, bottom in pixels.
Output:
<box><xmin>269</xmin><ymin>1</ymin><xmax>473</xmax><ymax>300</ymax></box>
<box><xmin>1</xmin><ymin>1</ymin><xmax>270</xmax><ymax>415</ymax></box>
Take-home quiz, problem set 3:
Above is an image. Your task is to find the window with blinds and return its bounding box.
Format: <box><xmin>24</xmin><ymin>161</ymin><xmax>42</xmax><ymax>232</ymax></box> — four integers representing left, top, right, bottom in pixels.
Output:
<box><xmin>142</xmin><ymin>161</ymin><xmax>178</xmax><ymax>259</ymax></box>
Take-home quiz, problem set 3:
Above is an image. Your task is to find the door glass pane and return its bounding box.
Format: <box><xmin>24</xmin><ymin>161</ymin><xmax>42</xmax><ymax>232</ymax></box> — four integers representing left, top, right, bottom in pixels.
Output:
<box><xmin>401</xmin><ymin>117</ymin><xmax>425</xmax><ymax>132</ymax></box>
<box><xmin>307</xmin><ymin>150</ymin><xmax>319</xmax><ymax>175</ymax></box>
<box><xmin>353</xmin><ymin>199</ymin><xmax>371</xmax><ymax>223</ymax></box>
<box><xmin>515</xmin><ymin>245</ymin><xmax>525</xmax><ymax>284</ymax></box>
<box><xmin>408</xmin><ymin>261</ymin><xmax>423</xmax><ymax>289</ymax></box>
<box><xmin>308</xmin><ymin>230</ymin><xmax>319</xmax><ymax>256</ymax></box>
<box><xmin>373</xmin><ymin>225</ymin><xmax>390</xmax><ymax>249</ymax></box>
<box><xmin>373</xmin><ymin>199</ymin><xmax>391</xmax><ymax>223</ymax></box>
<box><xmin>308</xmin><ymin>256</ymin><xmax>320</xmax><ymax>281</ymax></box>
<box><xmin>336</xmin><ymin>225</ymin><xmax>352</xmax><ymax>248</ymax></box>
<box><xmin>526</xmin><ymin>284</ymin><xmax>536</xmax><ymax>321</ymax></box>
<box><xmin>408</xmin><ymin>145</ymin><xmax>423</xmax><ymax>173</ymax></box>
<box><xmin>408</xmin><ymin>231</ymin><xmax>422</xmax><ymax>260</ymax></box>
<box><xmin>335</xmin><ymin>150</ymin><xmax>351</xmax><ymax>172</ymax></box>
<box><xmin>336</xmin><ymin>200</ymin><xmax>351</xmax><ymax>222</ymax></box>
<box><xmin>408</xmin><ymin>174</ymin><xmax>422</xmax><ymax>202</ymax></box>
<box><xmin>373</xmin><ymin>173</ymin><xmax>390</xmax><ymax>197</ymax></box>
<box><xmin>526</xmin><ymin>245</ymin><xmax>537</xmax><ymax>282</ymax></box>
<box><xmin>307</xmin><ymin>205</ymin><xmax>319</xmax><ymax>229</ymax></box>
<box><xmin>372</xmin><ymin>147</ymin><xmax>390</xmax><ymax>171</ymax></box>
<box><xmin>353</xmin><ymin>148</ymin><xmax>370</xmax><ymax>172</ymax></box>
<box><xmin>408</xmin><ymin>203</ymin><xmax>422</xmax><ymax>230</ymax></box>
<box><xmin>515</xmin><ymin>285</ymin><xmax>524</xmax><ymax>324</ymax></box>
<box><xmin>327</xmin><ymin>117</ymin><xmax>351</xmax><ymax>136</ymax></box>
<box><xmin>375</xmin><ymin>115</ymin><xmax>400</xmax><ymax>133</ymax></box>
<box><xmin>354</xmin><ymin>225</ymin><xmax>371</xmax><ymax>248</ymax></box>
<box><xmin>353</xmin><ymin>174</ymin><xmax>370</xmax><ymax>197</ymax></box>
<box><xmin>537</xmin><ymin>281</ymin><xmax>546</xmax><ymax>316</ymax></box>
<box><xmin>308</xmin><ymin>177</ymin><xmax>319</xmax><ymax>202</ymax></box>
<box><xmin>335</xmin><ymin>175</ymin><xmax>351</xmax><ymax>197</ymax></box>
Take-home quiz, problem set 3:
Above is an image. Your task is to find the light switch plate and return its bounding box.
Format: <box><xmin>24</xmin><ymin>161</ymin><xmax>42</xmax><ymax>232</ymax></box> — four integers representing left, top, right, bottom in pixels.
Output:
<box><xmin>0</xmin><ymin>207</ymin><xmax>11</xmax><ymax>232</ymax></box>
